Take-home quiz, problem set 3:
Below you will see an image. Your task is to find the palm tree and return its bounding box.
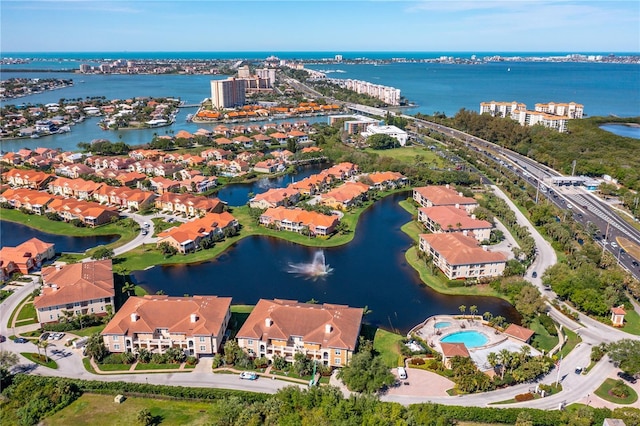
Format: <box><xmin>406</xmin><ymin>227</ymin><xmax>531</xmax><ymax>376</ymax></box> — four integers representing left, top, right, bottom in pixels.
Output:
<box><xmin>40</xmin><ymin>340</ymin><xmax>50</xmax><ymax>362</ymax></box>
<box><xmin>458</xmin><ymin>305</ymin><xmax>467</xmax><ymax>318</ymax></box>
<box><xmin>483</xmin><ymin>311</ymin><xmax>493</xmax><ymax>322</ymax></box>
<box><xmin>498</xmin><ymin>349</ymin><xmax>512</xmax><ymax>380</ymax></box>
<box><xmin>487</xmin><ymin>352</ymin><xmax>499</xmax><ymax>373</ymax></box>
<box><xmin>122</xmin><ymin>281</ymin><xmax>135</xmax><ymax>296</ymax></box>
<box><xmin>470</xmin><ymin>305</ymin><xmax>478</xmax><ymax>321</ymax></box>
<box><xmin>519</xmin><ymin>345</ymin><xmax>532</xmax><ymax>361</ymax></box>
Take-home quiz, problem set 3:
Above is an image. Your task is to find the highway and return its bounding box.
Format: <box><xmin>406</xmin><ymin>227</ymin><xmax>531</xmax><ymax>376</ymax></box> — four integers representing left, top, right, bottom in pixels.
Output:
<box><xmin>400</xmin><ymin>114</ymin><xmax>640</xmax><ymax>281</ymax></box>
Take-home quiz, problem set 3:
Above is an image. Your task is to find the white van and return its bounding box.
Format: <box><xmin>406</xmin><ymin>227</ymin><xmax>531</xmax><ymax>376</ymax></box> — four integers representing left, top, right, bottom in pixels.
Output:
<box><xmin>397</xmin><ymin>367</ymin><xmax>407</xmax><ymax>380</ymax></box>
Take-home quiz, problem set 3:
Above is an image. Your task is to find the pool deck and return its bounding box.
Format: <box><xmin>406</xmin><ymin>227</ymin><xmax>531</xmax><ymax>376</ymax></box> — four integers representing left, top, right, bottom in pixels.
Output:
<box><xmin>409</xmin><ymin>315</ymin><xmax>538</xmax><ymax>372</ymax></box>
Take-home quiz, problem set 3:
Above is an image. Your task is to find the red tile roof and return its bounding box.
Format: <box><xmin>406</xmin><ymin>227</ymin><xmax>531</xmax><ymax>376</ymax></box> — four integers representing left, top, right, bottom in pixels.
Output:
<box><xmin>419</xmin><ymin>233</ymin><xmax>508</xmax><ymax>265</ymax></box>
<box><xmin>237</xmin><ymin>299</ymin><xmax>363</xmax><ymax>350</ymax></box>
<box><xmin>101</xmin><ymin>295</ymin><xmax>231</xmax><ymax>336</ymax></box>
<box><xmin>441</xmin><ymin>342</ymin><xmax>470</xmax><ymax>358</ymax></box>
<box><xmin>35</xmin><ymin>260</ymin><xmax>115</xmax><ymax>309</ymax></box>
<box><xmin>503</xmin><ymin>324</ymin><xmax>535</xmax><ymax>342</ymax></box>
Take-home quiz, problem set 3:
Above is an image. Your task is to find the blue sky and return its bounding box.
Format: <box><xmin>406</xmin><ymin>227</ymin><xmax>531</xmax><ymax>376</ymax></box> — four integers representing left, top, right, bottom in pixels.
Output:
<box><xmin>2</xmin><ymin>1</ymin><xmax>639</xmax><ymax>53</ymax></box>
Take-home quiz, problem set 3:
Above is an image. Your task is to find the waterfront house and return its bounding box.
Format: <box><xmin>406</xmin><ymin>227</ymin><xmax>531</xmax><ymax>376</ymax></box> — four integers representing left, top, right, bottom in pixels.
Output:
<box><xmin>47</xmin><ymin>198</ymin><xmax>120</xmax><ymax>226</ymax></box>
<box><xmin>319</xmin><ymin>181</ymin><xmax>370</xmax><ymax>210</ymax></box>
<box><xmin>322</xmin><ymin>162</ymin><xmax>359</xmax><ymax>181</ymax></box>
<box><xmin>366</xmin><ymin>171</ymin><xmax>408</xmax><ymax>190</ymax></box>
<box><xmin>2</xmin><ymin>169</ymin><xmax>54</xmax><ymax>190</ymax></box>
<box><xmin>259</xmin><ymin>206</ymin><xmax>339</xmax><ymax>236</ymax></box>
<box><xmin>34</xmin><ymin>260</ymin><xmax>115</xmax><ymax>324</ymax></box>
<box><xmin>0</xmin><ymin>188</ymin><xmax>58</xmax><ymax>214</ymax></box>
<box><xmin>156</xmin><ymin>212</ymin><xmax>238</xmax><ymax>253</ymax></box>
<box><xmin>154</xmin><ymin>193</ymin><xmax>224</xmax><ymax>217</ymax></box>
<box><xmin>0</xmin><ymin>238</ymin><xmax>55</xmax><ymax>281</ymax></box>
<box><xmin>413</xmin><ymin>185</ymin><xmax>478</xmax><ymax>213</ymax></box>
<box><xmin>54</xmin><ymin>163</ymin><xmax>93</xmax><ymax>179</ymax></box>
<box><xmin>418</xmin><ymin>205</ymin><xmax>493</xmax><ymax>242</ymax></box>
<box><xmin>101</xmin><ymin>295</ymin><xmax>231</xmax><ymax>358</ymax></box>
<box><xmin>290</xmin><ymin>173</ymin><xmax>330</xmax><ymax>196</ymax></box>
<box><xmin>179</xmin><ymin>175</ymin><xmax>218</xmax><ymax>194</ymax></box>
<box><xmin>418</xmin><ymin>232</ymin><xmax>508</xmax><ymax>280</ymax></box>
<box><xmin>253</xmin><ymin>159</ymin><xmax>284</xmax><ymax>174</ymax></box>
<box><xmin>249</xmin><ymin>186</ymin><xmax>300</xmax><ymax>209</ymax></box>
<box><xmin>236</xmin><ymin>299</ymin><xmax>363</xmax><ymax>367</ymax></box>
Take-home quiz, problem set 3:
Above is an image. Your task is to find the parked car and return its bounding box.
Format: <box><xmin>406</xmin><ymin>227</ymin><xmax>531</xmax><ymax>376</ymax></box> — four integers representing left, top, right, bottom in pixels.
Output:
<box><xmin>14</xmin><ymin>337</ymin><xmax>28</xmax><ymax>344</ymax></box>
<box><xmin>54</xmin><ymin>332</ymin><xmax>65</xmax><ymax>340</ymax></box>
<box><xmin>40</xmin><ymin>332</ymin><xmax>50</xmax><ymax>341</ymax></box>
<box><xmin>618</xmin><ymin>371</ymin><xmax>637</xmax><ymax>384</ymax></box>
<box><xmin>0</xmin><ymin>335</ymin><xmax>6</xmax><ymax>343</ymax></box>
<box><xmin>239</xmin><ymin>372</ymin><xmax>258</xmax><ymax>380</ymax></box>
<box><xmin>532</xmin><ymin>271</ymin><xmax>537</xmax><ymax>278</ymax></box>
<box><xmin>398</xmin><ymin>367</ymin><xmax>408</xmax><ymax>380</ymax></box>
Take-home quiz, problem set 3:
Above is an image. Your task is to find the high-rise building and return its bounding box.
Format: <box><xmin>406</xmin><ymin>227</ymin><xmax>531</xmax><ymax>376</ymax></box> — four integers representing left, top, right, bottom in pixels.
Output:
<box><xmin>255</xmin><ymin>68</ymin><xmax>277</xmax><ymax>87</ymax></box>
<box><xmin>237</xmin><ymin>65</ymin><xmax>251</xmax><ymax>79</ymax></box>
<box><xmin>210</xmin><ymin>78</ymin><xmax>246</xmax><ymax>109</ymax></box>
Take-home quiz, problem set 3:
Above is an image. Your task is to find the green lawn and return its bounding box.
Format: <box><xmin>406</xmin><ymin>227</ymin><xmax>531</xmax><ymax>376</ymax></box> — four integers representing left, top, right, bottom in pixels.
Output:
<box><xmin>229</xmin><ymin>305</ymin><xmax>254</xmax><ymax>338</ymax></box>
<box><xmin>71</xmin><ymin>324</ymin><xmax>107</xmax><ymax>337</ymax></box>
<box><xmin>21</xmin><ymin>352</ymin><xmax>58</xmax><ymax>369</ymax></box>
<box><xmin>619</xmin><ymin>308</ymin><xmax>640</xmax><ymax>336</ymax></box>
<box><xmin>373</xmin><ymin>328</ymin><xmax>404</xmax><ymax>368</ymax></box>
<box><xmin>529</xmin><ymin>317</ymin><xmax>559</xmax><ymax>353</ymax></box>
<box><xmin>7</xmin><ymin>294</ymin><xmax>34</xmax><ymax>328</ymax></box>
<box><xmin>594</xmin><ymin>378</ymin><xmax>638</xmax><ymax>405</ymax></box>
<box><xmin>558</xmin><ymin>328</ymin><xmax>582</xmax><ymax>358</ymax></box>
<box><xmin>43</xmin><ymin>393</ymin><xmax>215</xmax><ymax>426</ymax></box>
<box><xmin>134</xmin><ymin>363</ymin><xmax>181</xmax><ymax>371</ymax></box>
<box><xmin>96</xmin><ymin>363</ymin><xmax>134</xmax><ymax>372</ymax></box>
<box><xmin>16</xmin><ymin>302</ymin><xmax>37</xmax><ymax>324</ymax></box>
<box><xmin>364</xmin><ymin>146</ymin><xmax>445</xmax><ymax>167</ymax></box>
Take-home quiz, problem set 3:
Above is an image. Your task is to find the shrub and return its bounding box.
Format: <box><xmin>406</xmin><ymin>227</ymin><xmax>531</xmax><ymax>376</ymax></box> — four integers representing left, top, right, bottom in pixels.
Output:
<box><xmin>101</xmin><ymin>353</ymin><xmax>125</xmax><ymax>365</ymax></box>
<box><xmin>212</xmin><ymin>353</ymin><xmax>223</xmax><ymax>368</ymax></box>
<box><xmin>514</xmin><ymin>393</ymin><xmax>535</xmax><ymax>402</ymax></box>
<box><xmin>253</xmin><ymin>356</ymin><xmax>269</xmax><ymax>369</ymax></box>
<box><xmin>151</xmin><ymin>353</ymin><xmax>167</xmax><ymax>364</ymax></box>
<box><xmin>409</xmin><ymin>357</ymin><xmax>425</xmax><ymax>366</ymax></box>
<box><xmin>611</xmin><ymin>380</ymin><xmax>630</xmax><ymax>398</ymax></box>
<box><xmin>186</xmin><ymin>356</ymin><xmax>198</xmax><ymax>366</ymax></box>
<box><xmin>537</xmin><ymin>314</ymin><xmax>558</xmax><ymax>336</ymax></box>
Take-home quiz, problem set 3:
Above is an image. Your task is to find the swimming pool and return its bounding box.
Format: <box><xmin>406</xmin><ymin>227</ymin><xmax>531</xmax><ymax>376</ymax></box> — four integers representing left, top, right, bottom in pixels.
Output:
<box><xmin>434</xmin><ymin>321</ymin><xmax>452</xmax><ymax>329</ymax></box>
<box><xmin>440</xmin><ymin>331</ymin><xmax>489</xmax><ymax>348</ymax></box>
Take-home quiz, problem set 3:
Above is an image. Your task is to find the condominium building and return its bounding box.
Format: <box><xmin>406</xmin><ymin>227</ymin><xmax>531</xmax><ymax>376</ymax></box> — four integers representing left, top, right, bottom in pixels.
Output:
<box><xmin>418</xmin><ymin>205</ymin><xmax>493</xmax><ymax>242</ymax></box>
<box><xmin>534</xmin><ymin>102</ymin><xmax>584</xmax><ymax>119</ymax></box>
<box><xmin>479</xmin><ymin>101</ymin><xmax>525</xmax><ymax>118</ymax></box>
<box><xmin>255</xmin><ymin>68</ymin><xmax>277</xmax><ymax>87</ymax></box>
<box><xmin>418</xmin><ymin>233</ymin><xmax>508</xmax><ymax>280</ymax></box>
<box><xmin>413</xmin><ymin>185</ymin><xmax>478</xmax><ymax>213</ymax></box>
<box><xmin>101</xmin><ymin>295</ymin><xmax>232</xmax><ymax>358</ymax></box>
<box><xmin>210</xmin><ymin>78</ymin><xmax>246</xmax><ymax>109</ymax></box>
<box><xmin>34</xmin><ymin>260</ymin><xmax>115</xmax><ymax>324</ymax></box>
<box><xmin>236</xmin><ymin>299</ymin><xmax>363</xmax><ymax>367</ymax></box>
<box><xmin>329</xmin><ymin>79</ymin><xmax>401</xmax><ymax>106</ymax></box>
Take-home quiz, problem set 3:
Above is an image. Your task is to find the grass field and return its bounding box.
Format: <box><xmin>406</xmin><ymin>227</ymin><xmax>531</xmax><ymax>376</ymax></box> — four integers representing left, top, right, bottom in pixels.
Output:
<box><xmin>528</xmin><ymin>317</ymin><xmax>559</xmax><ymax>353</ymax></box>
<box><xmin>558</xmin><ymin>328</ymin><xmax>582</xmax><ymax>358</ymax></box>
<box><xmin>594</xmin><ymin>378</ymin><xmax>638</xmax><ymax>405</ymax></box>
<box><xmin>364</xmin><ymin>146</ymin><xmax>445</xmax><ymax>167</ymax></box>
<box><xmin>373</xmin><ymin>328</ymin><xmax>404</xmax><ymax>368</ymax></box>
<box><xmin>619</xmin><ymin>308</ymin><xmax>640</xmax><ymax>336</ymax></box>
<box><xmin>71</xmin><ymin>324</ymin><xmax>107</xmax><ymax>337</ymax></box>
<box><xmin>134</xmin><ymin>363</ymin><xmax>181</xmax><ymax>371</ymax></box>
<box><xmin>43</xmin><ymin>393</ymin><xmax>214</xmax><ymax>426</ymax></box>
<box><xmin>7</xmin><ymin>294</ymin><xmax>33</xmax><ymax>328</ymax></box>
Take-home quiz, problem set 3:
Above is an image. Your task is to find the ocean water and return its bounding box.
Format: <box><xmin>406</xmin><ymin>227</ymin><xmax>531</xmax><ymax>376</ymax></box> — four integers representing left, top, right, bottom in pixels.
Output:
<box><xmin>1</xmin><ymin>52</ymin><xmax>638</xmax><ymax>153</ymax></box>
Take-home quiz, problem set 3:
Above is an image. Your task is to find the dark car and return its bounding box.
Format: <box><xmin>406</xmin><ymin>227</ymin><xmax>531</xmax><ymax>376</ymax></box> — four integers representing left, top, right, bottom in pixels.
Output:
<box><xmin>532</xmin><ymin>271</ymin><xmax>538</xmax><ymax>278</ymax></box>
<box><xmin>0</xmin><ymin>335</ymin><xmax>6</xmax><ymax>343</ymax></box>
<box><xmin>618</xmin><ymin>371</ymin><xmax>637</xmax><ymax>384</ymax></box>
<box><xmin>14</xmin><ymin>337</ymin><xmax>28</xmax><ymax>344</ymax></box>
